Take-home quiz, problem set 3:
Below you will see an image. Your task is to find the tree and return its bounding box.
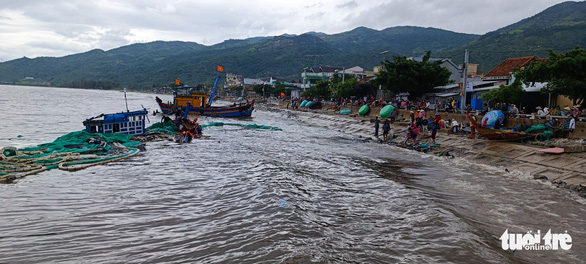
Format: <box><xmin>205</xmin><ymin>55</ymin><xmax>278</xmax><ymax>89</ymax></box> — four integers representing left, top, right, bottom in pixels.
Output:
<box><xmin>303</xmin><ymin>80</ymin><xmax>332</xmax><ymax>98</ymax></box>
<box><xmin>332</xmin><ymin>73</ymin><xmax>357</xmax><ymax>98</ymax></box>
<box><xmin>514</xmin><ymin>47</ymin><xmax>586</xmax><ymax>106</ymax></box>
<box><xmin>253</xmin><ymin>84</ymin><xmax>272</xmax><ymax>96</ymax></box>
<box><xmin>481</xmin><ymin>79</ymin><xmax>525</xmax><ymax>104</ymax></box>
<box><xmin>270</xmin><ymin>82</ymin><xmax>287</xmax><ymax>95</ymax></box>
<box><xmin>374</xmin><ymin>51</ymin><xmax>452</xmax><ymax>99</ymax></box>
<box><xmin>227</xmin><ymin>85</ymin><xmax>243</xmax><ymax>96</ymax></box>
<box><xmin>334</xmin><ymin>79</ymin><xmax>358</xmax><ymax>98</ymax></box>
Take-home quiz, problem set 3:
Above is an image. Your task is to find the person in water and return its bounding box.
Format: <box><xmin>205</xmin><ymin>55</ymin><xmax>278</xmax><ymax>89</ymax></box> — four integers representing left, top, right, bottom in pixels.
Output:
<box><xmin>382</xmin><ymin>119</ymin><xmax>391</xmax><ymax>141</ymax></box>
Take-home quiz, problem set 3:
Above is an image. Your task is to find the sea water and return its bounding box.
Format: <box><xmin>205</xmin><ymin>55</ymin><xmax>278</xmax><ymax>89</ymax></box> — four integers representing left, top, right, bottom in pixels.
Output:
<box><xmin>0</xmin><ymin>85</ymin><xmax>584</xmax><ymax>263</ymax></box>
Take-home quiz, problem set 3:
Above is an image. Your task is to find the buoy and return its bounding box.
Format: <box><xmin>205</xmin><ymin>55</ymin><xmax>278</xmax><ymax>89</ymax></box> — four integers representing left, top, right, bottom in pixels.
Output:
<box><xmin>340</xmin><ymin>110</ymin><xmax>351</xmax><ymax>115</ymax></box>
<box><xmin>358</xmin><ymin>105</ymin><xmax>370</xmax><ymax>115</ymax></box>
<box><xmin>300</xmin><ymin>100</ymin><xmax>308</xmax><ymax>107</ymax></box>
<box><xmin>305</xmin><ymin>101</ymin><xmax>312</xmax><ymax>108</ymax></box>
<box><xmin>379</xmin><ymin>105</ymin><xmax>394</xmax><ymax>119</ymax></box>
<box><xmin>481</xmin><ymin>110</ymin><xmax>505</xmax><ymax>128</ymax></box>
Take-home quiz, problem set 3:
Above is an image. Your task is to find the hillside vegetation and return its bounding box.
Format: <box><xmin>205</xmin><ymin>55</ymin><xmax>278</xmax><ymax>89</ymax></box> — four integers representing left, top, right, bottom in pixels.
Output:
<box><xmin>0</xmin><ymin>1</ymin><xmax>584</xmax><ymax>90</ymax></box>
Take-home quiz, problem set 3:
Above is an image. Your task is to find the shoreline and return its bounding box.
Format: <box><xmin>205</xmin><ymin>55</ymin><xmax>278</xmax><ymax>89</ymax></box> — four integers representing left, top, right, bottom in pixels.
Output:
<box><xmin>259</xmin><ymin>103</ymin><xmax>586</xmax><ymax>198</ymax></box>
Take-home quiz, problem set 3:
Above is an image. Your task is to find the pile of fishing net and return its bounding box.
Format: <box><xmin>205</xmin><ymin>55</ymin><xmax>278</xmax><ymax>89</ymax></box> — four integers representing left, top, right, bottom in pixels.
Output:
<box><xmin>525</xmin><ymin>124</ymin><xmax>546</xmax><ymax>133</ymax></box>
<box><xmin>145</xmin><ymin>120</ymin><xmax>179</xmax><ymax>134</ymax></box>
<box><xmin>0</xmin><ymin>130</ymin><xmax>141</xmax><ymax>183</ymax></box>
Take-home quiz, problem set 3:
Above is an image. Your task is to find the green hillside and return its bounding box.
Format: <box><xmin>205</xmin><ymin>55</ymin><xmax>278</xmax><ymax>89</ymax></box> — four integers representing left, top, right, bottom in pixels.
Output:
<box><xmin>0</xmin><ymin>1</ymin><xmax>584</xmax><ymax>89</ymax></box>
<box><xmin>443</xmin><ymin>1</ymin><xmax>586</xmax><ymax>73</ymax></box>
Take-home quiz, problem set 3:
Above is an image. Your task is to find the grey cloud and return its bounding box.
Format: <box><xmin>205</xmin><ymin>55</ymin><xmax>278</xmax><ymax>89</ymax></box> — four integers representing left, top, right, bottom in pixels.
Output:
<box><xmin>0</xmin><ymin>0</ymin><xmax>570</xmax><ymax>61</ymax></box>
<box><xmin>337</xmin><ymin>1</ymin><xmax>358</xmax><ymax>9</ymax></box>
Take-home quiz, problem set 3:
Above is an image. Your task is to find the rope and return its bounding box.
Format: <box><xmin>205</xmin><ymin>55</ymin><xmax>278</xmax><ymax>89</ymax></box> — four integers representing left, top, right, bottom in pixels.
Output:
<box><xmin>58</xmin><ymin>148</ymin><xmax>140</xmax><ymax>172</ymax></box>
<box><xmin>0</xmin><ymin>130</ymin><xmax>143</xmax><ymax>183</ymax></box>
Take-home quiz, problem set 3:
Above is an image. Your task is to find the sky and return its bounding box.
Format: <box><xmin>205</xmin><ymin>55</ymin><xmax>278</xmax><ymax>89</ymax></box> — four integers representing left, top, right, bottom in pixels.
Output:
<box><xmin>0</xmin><ymin>0</ymin><xmax>571</xmax><ymax>62</ymax></box>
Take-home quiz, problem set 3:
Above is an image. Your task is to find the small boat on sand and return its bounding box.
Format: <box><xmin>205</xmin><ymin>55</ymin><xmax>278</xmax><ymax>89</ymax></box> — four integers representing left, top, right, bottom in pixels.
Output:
<box><xmin>467</xmin><ymin>113</ymin><xmax>525</xmax><ymax>140</ymax></box>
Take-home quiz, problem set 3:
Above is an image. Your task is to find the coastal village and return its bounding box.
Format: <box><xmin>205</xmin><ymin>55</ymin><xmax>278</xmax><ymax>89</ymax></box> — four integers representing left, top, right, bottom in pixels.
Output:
<box><xmin>209</xmin><ymin>55</ymin><xmax>582</xmax><ymax>121</ymax></box>
<box><xmin>224</xmin><ymin>54</ymin><xmax>585</xmax><ymax>196</ymax></box>
<box><xmin>2</xmin><ymin>1</ymin><xmax>586</xmax><ymax>263</ymax></box>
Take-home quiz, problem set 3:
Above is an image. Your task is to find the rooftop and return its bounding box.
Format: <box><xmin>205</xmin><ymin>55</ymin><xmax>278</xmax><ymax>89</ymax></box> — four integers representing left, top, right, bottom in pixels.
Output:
<box><xmin>484</xmin><ymin>56</ymin><xmax>543</xmax><ymax>78</ymax></box>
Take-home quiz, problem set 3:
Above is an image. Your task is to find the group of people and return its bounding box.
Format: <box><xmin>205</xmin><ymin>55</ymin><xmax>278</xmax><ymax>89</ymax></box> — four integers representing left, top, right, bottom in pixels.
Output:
<box><xmin>173</xmin><ymin>107</ymin><xmax>202</xmax><ymax>143</ymax></box>
<box><xmin>374</xmin><ymin>108</ymin><xmax>483</xmax><ymax>145</ymax></box>
<box><xmin>535</xmin><ymin>105</ymin><xmax>585</xmax><ymax>119</ymax></box>
<box><xmin>374</xmin><ymin>117</ymin><xmax>392</xmax><ymax>141</ymax></box>
<box><xmin>374</xmin><ymin>110</ymin><xmax>445</xmax><ymax>145</ymax></box>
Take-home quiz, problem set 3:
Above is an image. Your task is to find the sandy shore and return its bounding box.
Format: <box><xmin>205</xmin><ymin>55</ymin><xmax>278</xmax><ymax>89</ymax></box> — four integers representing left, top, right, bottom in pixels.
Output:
<box><xmin>259</xmin><ymin>103</ymin><xmax>586</xmax><ymax>198</ymax></box>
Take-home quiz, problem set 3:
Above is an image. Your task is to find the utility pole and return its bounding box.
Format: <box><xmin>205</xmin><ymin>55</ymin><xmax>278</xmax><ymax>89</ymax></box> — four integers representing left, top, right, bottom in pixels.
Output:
<box><xmin>461</xmin><ymin>49</ymin><xmax>469</xmax><ymax>111</ymax></box>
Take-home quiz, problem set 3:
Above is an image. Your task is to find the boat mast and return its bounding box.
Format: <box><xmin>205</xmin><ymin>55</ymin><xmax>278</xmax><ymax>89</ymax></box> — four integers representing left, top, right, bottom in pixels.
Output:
<box><xmin>124</xmin><ymin>88</ymin><xmax>129</xmax><ymax>112</ymax></box>
<box><xmin>207</xmin><ymin>74</ymin><xmax>220</xmax><ymax>107</ymax></box>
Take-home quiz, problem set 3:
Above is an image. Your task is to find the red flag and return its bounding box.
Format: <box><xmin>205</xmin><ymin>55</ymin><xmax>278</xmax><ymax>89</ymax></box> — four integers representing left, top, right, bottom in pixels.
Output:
<box><xmin>217</xmin><ymin>65</ymin><xmax>224</xmax><ymax>72</ymax></box>
<box><xmin>175</xmin><ymin>79</ymin><xmax>181</xmax><ymax>86</ymax></box>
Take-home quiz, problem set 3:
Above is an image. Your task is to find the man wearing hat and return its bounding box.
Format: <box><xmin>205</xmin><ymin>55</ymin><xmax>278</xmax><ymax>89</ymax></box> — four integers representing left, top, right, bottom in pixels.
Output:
<box><xmin>536</xmin><ymin>106</ymin><xmax>545</xmax><ymax>116</ymax></box>
<box><xmin>510</xmin><ymin>104</ymin><xmax>519</xmax><ymax>117</ymax></box>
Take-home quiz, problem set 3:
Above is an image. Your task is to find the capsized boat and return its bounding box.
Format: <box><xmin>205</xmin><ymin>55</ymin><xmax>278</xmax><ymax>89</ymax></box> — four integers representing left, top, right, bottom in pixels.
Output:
<box><xmin>155</xmin><ymin>72</ymin><xmax>254</xmax><ymax>118</ymax></box>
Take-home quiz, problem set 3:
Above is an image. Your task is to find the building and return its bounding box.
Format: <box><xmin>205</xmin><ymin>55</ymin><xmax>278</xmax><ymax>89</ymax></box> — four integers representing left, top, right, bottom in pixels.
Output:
<box><xmin>465</xmin><ymin>56</ymin><xmax>547</xmax><ymax>111</ymax></box>
<box><xmin>482</xmin><ymin>56</ymin><xmax>543</xmax><ymax>85</ymax></box>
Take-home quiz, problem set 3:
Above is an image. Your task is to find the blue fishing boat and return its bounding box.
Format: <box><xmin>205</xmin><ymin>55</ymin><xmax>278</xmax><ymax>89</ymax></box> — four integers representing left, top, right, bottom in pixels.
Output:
<box><xmin>83</xmin><ymin>109</ymin><xmax>149</xmax><ymax>136</ymax></box>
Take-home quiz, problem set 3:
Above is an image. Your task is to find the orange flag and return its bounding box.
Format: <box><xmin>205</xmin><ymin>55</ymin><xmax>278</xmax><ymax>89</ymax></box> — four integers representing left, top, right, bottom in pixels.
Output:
<box><xmin>217</xmin><ymin>65</ymin><xmax>224</xmax><ymax>72</ymax></box>
<box><xmin>175</xmin><ymin>79</ymin><xmax>181</xmax><ymax>86</ymax></box>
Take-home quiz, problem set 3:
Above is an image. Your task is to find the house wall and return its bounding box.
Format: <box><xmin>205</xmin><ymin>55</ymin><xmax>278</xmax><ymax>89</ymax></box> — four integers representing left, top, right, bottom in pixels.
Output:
<box><xmin>555</xmin><ymin>95</ymin><xmax>581</xmax><ymax>109</ymax></box>
<box><xmin>442</xmin><ymin>61</ymin><xmax>462</xmax><ymax>84</ymax></box>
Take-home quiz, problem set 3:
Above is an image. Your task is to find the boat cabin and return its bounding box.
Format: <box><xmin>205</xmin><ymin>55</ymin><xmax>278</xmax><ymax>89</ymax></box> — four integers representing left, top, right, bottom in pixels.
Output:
<box><xmin>83</xmin><ymin>109</ymin><xmax>148</xmax><ymax>136</ymax></box>
<box><xmin>173</xmin><ymin>87</ymin><xmax>209</xmax><ymax>108</ymax></box>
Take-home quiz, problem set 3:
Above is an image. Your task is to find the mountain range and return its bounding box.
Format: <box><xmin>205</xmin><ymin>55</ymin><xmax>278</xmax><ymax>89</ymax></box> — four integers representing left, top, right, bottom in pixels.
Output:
<box><xmin>0</xmin><ymin>1</ymin><xmax>585</xmax><ymax>90</ymax></box>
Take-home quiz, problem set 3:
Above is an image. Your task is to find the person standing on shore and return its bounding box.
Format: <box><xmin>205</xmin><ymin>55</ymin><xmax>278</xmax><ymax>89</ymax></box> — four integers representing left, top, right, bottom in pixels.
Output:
<box><xmin>568</xmin><ymin>116</ymin><xmax>576</xmax><ymax>139</ymax></box>
<box><xmin>469</xmin><ymin>114</ymin><xmax>477</xmax><ymax>139</ymax></box>
<box><xmin>383</xmin><ymin>119</ymin><xmax>391</xmax><ymax>141</ymax></box>
<box><xmin>374</xmin><ymin>116</ymin><xmax>380</xmax><ymax>137</ymax></box>
<box><xmin>431</xmin><ymin>121</ymin><xmax>438</xmax><ymax>143</ymax></box>
<box><xmin>409</xmin><ymin>123</ymin><xmax>419</xmax><ymax>144</ymax></box>
<box><xmin>434</xmin><ymin>112</ymin><xmax>442</xmax><ymax>123</ymax></box>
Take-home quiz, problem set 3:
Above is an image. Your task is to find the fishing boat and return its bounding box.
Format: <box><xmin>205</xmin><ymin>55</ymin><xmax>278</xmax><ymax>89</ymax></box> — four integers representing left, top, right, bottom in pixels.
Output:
<box><xmin>155</xmin><ymin>71</ymin><xmax>254</xmax><ymax>117</ymax></box>
<box><xmin>83</xmin><ymin>108</ymin><xmax>149</xmax><ymax>136</ymax></box>
<box><xmin>466</xmin><ymin>113</ymin><xmax>525</xmax><ymax>140</ymax></box>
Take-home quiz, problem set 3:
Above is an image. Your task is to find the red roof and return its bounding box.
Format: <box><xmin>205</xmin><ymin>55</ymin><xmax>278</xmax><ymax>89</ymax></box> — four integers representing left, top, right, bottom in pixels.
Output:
<box><xmin>484</xmin><ymin>56</ymin><xmax>542</xmax><ymax>78</ymax></box>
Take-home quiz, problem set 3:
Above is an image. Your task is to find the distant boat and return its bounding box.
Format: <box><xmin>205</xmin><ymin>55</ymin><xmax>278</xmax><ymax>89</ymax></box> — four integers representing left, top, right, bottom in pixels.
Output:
<box><xmin>156</xmin><ymin>90</ymin><xmax>254</xmax><ymax>118</ymax></box>
<box><xmin>155</xmin><ymin>73</ymin><xmax>254</xmax><ymax>118</ymax></box>
<box><xmin>83</xmin><ymin>109</ymin><xmax>148</xmax><ymax>136</ymax></box>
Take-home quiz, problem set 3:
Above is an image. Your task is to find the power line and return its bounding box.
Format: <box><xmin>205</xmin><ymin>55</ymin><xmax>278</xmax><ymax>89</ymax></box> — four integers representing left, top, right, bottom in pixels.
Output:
<box><xmin>436</xmin><ymin>46</ymin><xmax>579</xmax><ymax>58</ymax></box>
